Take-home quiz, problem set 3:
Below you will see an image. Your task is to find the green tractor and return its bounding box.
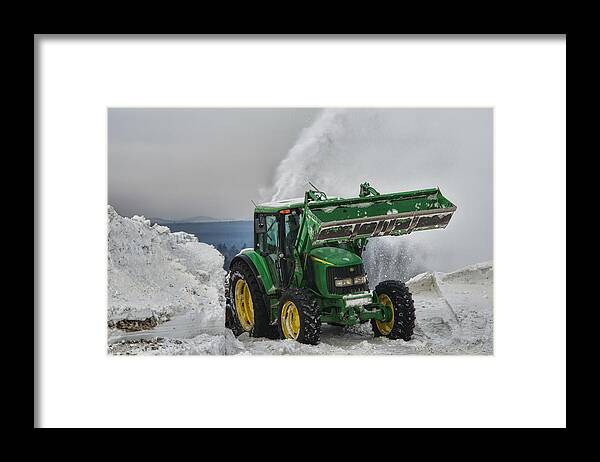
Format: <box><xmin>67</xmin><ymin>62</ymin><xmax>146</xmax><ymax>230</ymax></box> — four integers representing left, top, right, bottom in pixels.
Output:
<box><xmin>225</xmin><ymin>182</ymin><xmax>456</xmax><ymax>345</ymax></box>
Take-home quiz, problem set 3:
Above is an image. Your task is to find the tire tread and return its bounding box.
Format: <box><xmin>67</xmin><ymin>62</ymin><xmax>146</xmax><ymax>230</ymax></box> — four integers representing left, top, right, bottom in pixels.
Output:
<box><xmin>278</xmin><ymin>288</ymin><xmax>321</xmax><ymax>345</ymax></box>
<box><xmin>371</xmin><ymin>280</ymin><xmax>415</xmax><ymax>340</ymax></box>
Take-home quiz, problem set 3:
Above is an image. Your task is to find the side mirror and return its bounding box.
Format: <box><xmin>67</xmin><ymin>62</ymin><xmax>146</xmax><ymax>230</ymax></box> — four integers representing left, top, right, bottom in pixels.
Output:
<box><xmin>254</xmin><ymin>216</ymin><xmax>266</xmax><ymax>234</ymax></box>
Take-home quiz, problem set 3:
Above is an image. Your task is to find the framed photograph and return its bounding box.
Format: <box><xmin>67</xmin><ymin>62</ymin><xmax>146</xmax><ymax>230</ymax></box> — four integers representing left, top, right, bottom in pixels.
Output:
<box><xmin>35</xmin><ymin>35</ymin><xmax>566</xmax><ymax>428</ymax></box>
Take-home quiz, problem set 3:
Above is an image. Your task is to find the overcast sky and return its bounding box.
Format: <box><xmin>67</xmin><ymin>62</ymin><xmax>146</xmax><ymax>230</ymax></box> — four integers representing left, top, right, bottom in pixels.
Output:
<box><xmin>108</xmin><ymin>108</ymin><xmax>319</xmax><ymax>220</ymax></box>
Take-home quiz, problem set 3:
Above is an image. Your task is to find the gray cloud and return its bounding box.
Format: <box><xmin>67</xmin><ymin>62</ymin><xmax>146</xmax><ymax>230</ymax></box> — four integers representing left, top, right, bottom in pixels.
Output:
<box><xmin>108</xmin><ymin>108</ymin><xmax>319</xmax><ymax>220</ymax></box>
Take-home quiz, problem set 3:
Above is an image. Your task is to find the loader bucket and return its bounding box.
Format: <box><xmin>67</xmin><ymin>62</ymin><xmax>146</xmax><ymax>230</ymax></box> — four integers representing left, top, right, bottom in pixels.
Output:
<box><xmin>306</xmin><ymin>187</ymin><xmax>456</xmax><ymax>245</ymax></box>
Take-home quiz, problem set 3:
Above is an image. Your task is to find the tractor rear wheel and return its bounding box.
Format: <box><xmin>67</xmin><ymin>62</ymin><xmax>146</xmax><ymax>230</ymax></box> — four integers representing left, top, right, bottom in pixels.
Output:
<box><xmin>225</xmin><ymin>298</ymin><xmax>245</xmax><ymax>337</ymax></box>
<box><xmin>228</xmin><ymin>260</ymin><xmax>278</xmax><ymax>339</ymax></box>
<box><xmin>277</xmin><ymin>288</ymin><xmax>321</xmax><ymax>345</ymax></box>
<box><xmin>371</xmin><ymin>280</ymin><xmax>415</xmax><ymax>340</ymax></box>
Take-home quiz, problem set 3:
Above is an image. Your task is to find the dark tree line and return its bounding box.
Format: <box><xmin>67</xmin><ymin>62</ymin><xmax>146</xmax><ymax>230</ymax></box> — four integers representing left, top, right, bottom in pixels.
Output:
<box><xmin>215</xmin><ymin>242</ymin><xmax>248</xmax><ymax>269</ymax></box>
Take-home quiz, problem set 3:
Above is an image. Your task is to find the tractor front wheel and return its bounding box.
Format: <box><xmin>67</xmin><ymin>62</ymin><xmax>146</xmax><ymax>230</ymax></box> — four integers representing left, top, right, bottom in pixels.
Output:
<box><xmin>277</xmin><ymin>288</ymin><xmax>321</xmax><ymax>345</ymax></box>
<box><xmin>371</xmin><ymin>280</ymin><xmax>415</xmax><ymax>340</ymax></box>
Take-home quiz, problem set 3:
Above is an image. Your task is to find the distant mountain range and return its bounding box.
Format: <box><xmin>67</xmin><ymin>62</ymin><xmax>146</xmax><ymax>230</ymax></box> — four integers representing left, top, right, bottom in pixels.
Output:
<box><xmin>149</xmin><ymin>215</ymin><xmax>248</xmax><ymax>224</ymax></box>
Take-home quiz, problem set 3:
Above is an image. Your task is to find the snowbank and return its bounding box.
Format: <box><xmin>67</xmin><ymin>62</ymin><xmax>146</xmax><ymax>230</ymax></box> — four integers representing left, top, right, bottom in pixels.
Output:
<box><xmin>407</xmin><ymin>261</ymin><xmax>493</xmax><ymax>293</ymax></box>
<box><xmin>439</xmin><ymin>261</ymin><xmax>493</xmax><ymax>285</ymax></box>
<box><xmin>107</xmin><ymin>205</ymin><xmax>226</xmax><ymax>325</ymax></box>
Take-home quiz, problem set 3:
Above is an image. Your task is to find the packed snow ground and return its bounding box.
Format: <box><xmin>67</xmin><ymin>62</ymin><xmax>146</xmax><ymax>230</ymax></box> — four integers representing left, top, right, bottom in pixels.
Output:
<box><xmin>107</xmin><ymin>207</ymin><xmax>492</xmax><ymax>355</ymax></box>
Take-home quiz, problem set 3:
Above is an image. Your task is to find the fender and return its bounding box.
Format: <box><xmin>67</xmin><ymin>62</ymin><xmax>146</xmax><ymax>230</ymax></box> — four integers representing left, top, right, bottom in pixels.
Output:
<box><xmin>229</xmin><ymin>251</ymin><xmax>277</xmax><ymax>319</ymax></box>
<box><xmin>232</xmin><ymin>249</ymin><xmax>276</xmax><ymax>294</ymax></box>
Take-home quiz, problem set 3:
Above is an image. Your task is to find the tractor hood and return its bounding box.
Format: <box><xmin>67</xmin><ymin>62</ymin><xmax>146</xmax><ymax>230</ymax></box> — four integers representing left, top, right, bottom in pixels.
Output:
<box><xmin>304</xmin><ymin>187</ymin><xmax>456</xmax><ymax>245</ymax></box>
<box><xmin>309</xmin><ymin>246</ymin><xmax>363</xmax><ymax>267</ymax></box>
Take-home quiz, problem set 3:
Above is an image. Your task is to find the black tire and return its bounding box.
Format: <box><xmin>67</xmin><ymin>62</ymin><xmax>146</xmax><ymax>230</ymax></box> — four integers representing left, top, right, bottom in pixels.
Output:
<box><xmin>225</xmin><ymin>299</ymin><xmax>245</xmax><ymax>337</ymax></box>
<box><xmin>224</xmin><ymin>272</ymin><xmax>246</xmax><ymax>336</ymax></box>
<box><xmin>371</xmin><ymin>280</ymin><xmax>415</xmax><ymax>340</ymax></box>
<box><xmin>228</xmin><ymin>260</ymin><xmax>279</xmax><ymax>339</ymax></box>
<box><xmin>277</xmin><ymin>288</ymin><xmax>321</xmax><ymax>345</ymax></box>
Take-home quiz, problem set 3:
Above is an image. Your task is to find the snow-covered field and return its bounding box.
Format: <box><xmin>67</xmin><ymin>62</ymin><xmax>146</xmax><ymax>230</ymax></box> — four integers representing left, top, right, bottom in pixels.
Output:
<box><xmin>107</xmin><ymin>207</ymin><xmax>493</xmax><ymax>355</ymax></box>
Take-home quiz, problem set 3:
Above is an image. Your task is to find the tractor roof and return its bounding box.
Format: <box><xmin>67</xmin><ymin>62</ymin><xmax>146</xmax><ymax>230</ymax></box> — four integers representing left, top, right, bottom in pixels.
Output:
<box><xmin>254</xmin><ymin>197</ymin><xmax>306</xmax><ymax>213</ymax></box>
<box><xmin>254</xmin><ymin>195</ymin><xmax>347</xmax><ymax>213</ymax></box>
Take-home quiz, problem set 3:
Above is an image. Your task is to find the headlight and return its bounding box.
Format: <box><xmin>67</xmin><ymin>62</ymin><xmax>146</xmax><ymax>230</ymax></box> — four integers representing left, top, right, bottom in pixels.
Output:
<box><xmin>353</xmin><ymin>275</ymin><xmax>367</xmax><ymax>285</ymax></box>
<box><xmin>334</xmin><ymin>277</ymin><xmax>353</xmax><ymax>287</ymax></box>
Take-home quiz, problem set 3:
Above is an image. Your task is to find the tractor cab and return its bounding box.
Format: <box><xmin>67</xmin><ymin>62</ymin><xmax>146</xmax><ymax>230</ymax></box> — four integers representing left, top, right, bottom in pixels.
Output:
<box><xmin>253</xmin><ymin>200</ymin><xmax>303</xmax><ymax>289</ymax></box>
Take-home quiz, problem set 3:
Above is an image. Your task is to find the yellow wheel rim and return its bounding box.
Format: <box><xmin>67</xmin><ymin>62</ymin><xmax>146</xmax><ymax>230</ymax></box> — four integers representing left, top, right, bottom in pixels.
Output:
<box><xmin>376</xmin><ymin>293</ymin><xmax>395</xmax><ymax>336</ymax></box>
<box><xmin>234</xmin><ymin>279</ymin><xmax>254</xmax><ymax>332</ymax></box>
<box><xmin>281</xmin><ymin>301</ymin><xmax>301</xmax><ymax>340</ymax></box>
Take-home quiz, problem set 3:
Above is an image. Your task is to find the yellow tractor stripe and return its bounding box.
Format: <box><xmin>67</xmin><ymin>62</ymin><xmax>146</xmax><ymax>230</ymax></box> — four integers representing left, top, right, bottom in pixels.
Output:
<box><xmin>310</xmin><ymin>256</ymin><xmax>334</xmax><ymax>266</ymax></box>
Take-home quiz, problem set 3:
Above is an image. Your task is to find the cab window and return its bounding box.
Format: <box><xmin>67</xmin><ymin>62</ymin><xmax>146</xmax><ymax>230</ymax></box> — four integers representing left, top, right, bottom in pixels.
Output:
<box><xmin>284</xmin><ymin>212</ymin><xmax>300</xmax><ymax>256</ymax></box>
<box><xmin>264</xmin><ymin>215</ymin><xmax>279</xmax><ymax>254</ymax></box>
<box><xmin>255</xmin><ymin>214</ymin><xmax>278</xmax><ymax>255</ymax></box>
